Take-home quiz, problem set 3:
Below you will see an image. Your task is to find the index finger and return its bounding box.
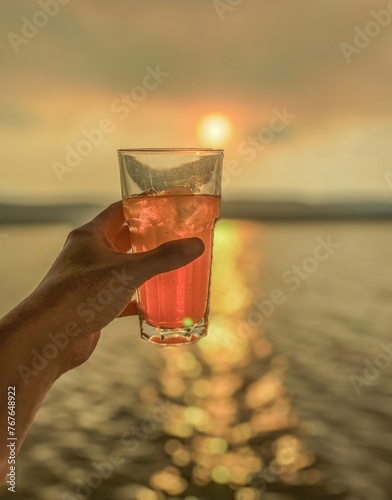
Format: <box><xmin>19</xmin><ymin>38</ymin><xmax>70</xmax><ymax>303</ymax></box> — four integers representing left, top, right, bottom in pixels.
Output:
<box><xmin>87</xmin><ymin>201</ymin><xmax>126</xmax><ymax>240</ymax></box>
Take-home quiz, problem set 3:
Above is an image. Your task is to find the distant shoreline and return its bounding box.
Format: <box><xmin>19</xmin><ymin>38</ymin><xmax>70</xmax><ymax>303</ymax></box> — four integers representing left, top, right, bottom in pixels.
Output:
<box><xmin>2</xmin><ymin>200</ymin><xmax>392</xmax><ymax>224</ymax></box>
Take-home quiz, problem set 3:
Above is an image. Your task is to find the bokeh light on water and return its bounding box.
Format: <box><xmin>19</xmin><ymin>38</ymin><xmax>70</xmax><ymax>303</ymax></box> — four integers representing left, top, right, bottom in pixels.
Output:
<box><xmin>144</xmin><ymin>220</ymin><xmax>322</xmax><ymax>498</ymax></box>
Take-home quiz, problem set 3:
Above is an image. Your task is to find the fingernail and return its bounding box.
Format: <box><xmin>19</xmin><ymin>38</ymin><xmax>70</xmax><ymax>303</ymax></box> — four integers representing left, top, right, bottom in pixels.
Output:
<box><xmin>182</xmin><ymin>238</ymin><xmax>205</xmax><ymax>258</ymax></box>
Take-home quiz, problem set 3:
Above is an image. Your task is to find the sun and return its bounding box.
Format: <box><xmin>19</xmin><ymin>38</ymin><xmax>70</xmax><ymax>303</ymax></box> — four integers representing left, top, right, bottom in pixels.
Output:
<box><xmin>197</xmin><ymin>113</ymin><xmax>233</xmax><ymax>147</ymax></box>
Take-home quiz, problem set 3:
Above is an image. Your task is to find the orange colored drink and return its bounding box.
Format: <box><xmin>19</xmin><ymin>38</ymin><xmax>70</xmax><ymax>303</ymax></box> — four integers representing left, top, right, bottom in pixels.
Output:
<box><xmin>123</xmin><ymin>194</ymin><xmax>219</xmax><ymax>344</ymax></box>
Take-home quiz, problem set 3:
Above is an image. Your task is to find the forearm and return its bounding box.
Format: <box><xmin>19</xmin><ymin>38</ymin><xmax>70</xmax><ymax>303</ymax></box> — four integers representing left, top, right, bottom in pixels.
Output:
<box><xmin>0</xmin><ymin>297</ymin><xmax>65</xmax><ymax>484</ymax></box>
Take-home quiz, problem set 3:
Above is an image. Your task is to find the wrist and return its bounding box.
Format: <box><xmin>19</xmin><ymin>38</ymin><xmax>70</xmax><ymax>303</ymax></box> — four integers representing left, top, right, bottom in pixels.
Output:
<box><xmin>0</xmin><ymin>295</ymin><xmax>69</xmax><ymax>465</ymax></box>
<box><xmin>0</xmin><ymin>293</ymin><xmax>73</xmax><ymax>384</ymax></box>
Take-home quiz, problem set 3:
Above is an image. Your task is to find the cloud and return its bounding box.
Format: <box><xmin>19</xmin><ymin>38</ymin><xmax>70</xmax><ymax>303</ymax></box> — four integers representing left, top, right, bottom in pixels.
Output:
<box><xmin>1</xmin><ymin>0</ymin><xmax>392</xmax><ymax>201</ymax></box>
<box><xmin>2</xmin><ymin>0</ymin><xmax>387</xmax><ymax>95</ymax></box>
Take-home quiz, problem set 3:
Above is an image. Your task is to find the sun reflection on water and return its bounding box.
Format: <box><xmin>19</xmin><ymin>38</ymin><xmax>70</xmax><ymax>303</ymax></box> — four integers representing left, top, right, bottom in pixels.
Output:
<box><xmin>145</xmin><ymin>220</ymin><xmax>319</xmax><ymax>498</ymax></box>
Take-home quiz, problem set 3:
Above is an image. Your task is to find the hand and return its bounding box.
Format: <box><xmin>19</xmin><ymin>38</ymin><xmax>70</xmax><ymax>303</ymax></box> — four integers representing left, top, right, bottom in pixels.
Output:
<box><xmin>6</xmin><ymin>201</ymin><xmax>205</xmax><ymax>374</ymax></box>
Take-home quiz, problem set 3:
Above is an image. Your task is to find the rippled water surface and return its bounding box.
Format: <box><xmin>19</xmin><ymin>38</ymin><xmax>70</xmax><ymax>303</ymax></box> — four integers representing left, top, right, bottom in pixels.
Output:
<box><xmin>1</xmin><ymin>220</ymin><xmax>392</xmax><ymax>500</ymax></box>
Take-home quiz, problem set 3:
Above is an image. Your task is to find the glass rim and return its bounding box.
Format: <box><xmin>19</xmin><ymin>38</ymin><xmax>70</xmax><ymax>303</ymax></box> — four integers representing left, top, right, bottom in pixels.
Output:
<box><xmin>117</xmin><ymin>148</ymin><xmax>224</xmax><ymax>155</ymax></box>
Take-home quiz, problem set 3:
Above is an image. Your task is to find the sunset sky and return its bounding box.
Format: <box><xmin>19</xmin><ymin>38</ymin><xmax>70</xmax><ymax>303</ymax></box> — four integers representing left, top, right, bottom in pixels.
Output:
<box><xmin>1</xmin><ymin>0</ymin><xmax>392</xmax><ymax>203</ymax></box>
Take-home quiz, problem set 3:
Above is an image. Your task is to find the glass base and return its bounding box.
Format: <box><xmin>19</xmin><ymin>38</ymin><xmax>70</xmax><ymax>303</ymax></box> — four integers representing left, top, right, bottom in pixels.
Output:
<box><xmin>140</xmin><ymin>318</ymin><xmax>208</xmax><ymax>346</ymax></box>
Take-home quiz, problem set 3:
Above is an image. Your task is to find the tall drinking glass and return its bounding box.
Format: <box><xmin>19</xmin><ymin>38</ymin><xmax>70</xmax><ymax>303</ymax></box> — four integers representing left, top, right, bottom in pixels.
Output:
<box><xmin>118</xmin><ymin>148</ymin><xmax>223</xmax><ymax>346</ymax></box>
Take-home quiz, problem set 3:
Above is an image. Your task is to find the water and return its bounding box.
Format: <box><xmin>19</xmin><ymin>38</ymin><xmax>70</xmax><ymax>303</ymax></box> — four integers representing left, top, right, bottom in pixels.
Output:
<box><xmin>0</xmin><ymin>220</ymin><xmax>391</xmax><ymax>499</ymax></box>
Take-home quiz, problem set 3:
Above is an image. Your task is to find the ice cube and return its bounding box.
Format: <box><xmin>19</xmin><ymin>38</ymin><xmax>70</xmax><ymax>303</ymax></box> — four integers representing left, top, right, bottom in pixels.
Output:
<box><xmin>137</xmin><ymin>188</ymin><xmax>159</xmax><ymax>196</ymax></box>
<box><xmin>159</xmin><ymin>185</ymin><xmax>194</xmax><ymax>197</ymax></box>
<box><xmin>156</xmin><ymin>185</ymin><xmax>197</xmax><ymax>228</ymax></box>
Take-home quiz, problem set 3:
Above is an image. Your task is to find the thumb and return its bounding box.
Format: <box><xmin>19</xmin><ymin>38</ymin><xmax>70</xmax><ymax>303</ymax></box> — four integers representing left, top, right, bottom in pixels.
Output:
<box><xmin>130</xmin><ymin>237</ymin><xmax>205</xmax><ymax>284</ymax></box>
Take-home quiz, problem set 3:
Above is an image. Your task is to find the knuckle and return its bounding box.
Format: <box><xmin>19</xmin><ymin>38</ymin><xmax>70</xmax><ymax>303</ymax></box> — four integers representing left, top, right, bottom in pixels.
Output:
<box><xmin>66</xmin><ymin>226</ymin><xmax>93</xmax><ymax>242</ymax></box>
<box><xmin>156</xmin><ymin>241</ymin><xmax>177</xmax><ymax>263</ymax></box>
